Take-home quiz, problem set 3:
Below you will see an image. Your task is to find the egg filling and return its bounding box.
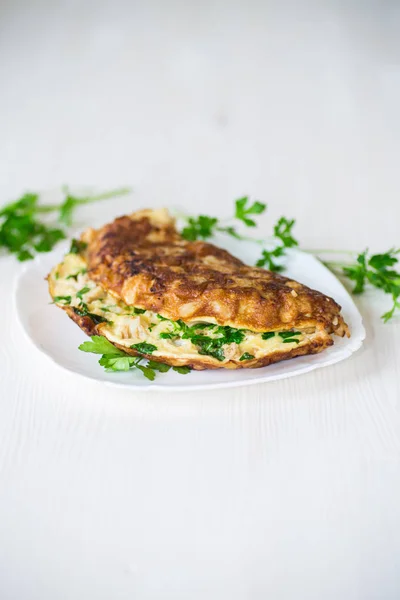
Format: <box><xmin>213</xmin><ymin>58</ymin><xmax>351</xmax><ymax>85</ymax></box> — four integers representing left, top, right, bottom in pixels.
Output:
<box><xmin>50</xmin><ymin>253</ymin><xmax>327</xmax><ymax>364</ymax></box>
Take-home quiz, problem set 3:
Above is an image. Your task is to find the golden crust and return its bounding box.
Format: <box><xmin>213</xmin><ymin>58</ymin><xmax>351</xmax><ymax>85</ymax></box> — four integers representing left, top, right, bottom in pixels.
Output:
<box><xmin>82</xmin><ymin>209</ymin><xmax>349</xmax><ymax>336</ymax></box>
<box><xmin>61</xmin><ymin>305</ymin><xmax>333</xmax><ymax>371</ymax></box>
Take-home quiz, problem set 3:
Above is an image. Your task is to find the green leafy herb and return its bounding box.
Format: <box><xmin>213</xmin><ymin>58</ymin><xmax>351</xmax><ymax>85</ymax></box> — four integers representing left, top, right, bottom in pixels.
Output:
<box><xmin>279</xmin><ymin>331</ymin><xmax>301</xmax><ymax>338</ymax></box>
<box><xmin>146</xmin><ymin>361</ymin><xmax>191</xmax><ymax>375</ymax></box>
<box><xmin>279</xmin><ymin>331</ymin><xmax>301</xmax><ymax>344</ymax></box>
<box><xmin>79</xmin><ymin>336</ymin><xmax>191</xmax><ymax>380</ymax></box>
<box><xmin>240</xmin><ymin>353</ymin><xmax>255</xmax><ymax>361</ymax></box>
<box><xmin>0</xmin><ymin>193</ymin><xmax>66</xmax><ymax>261</ymax></box>
<box><xmin>179</xmin><ymin>324</ymin><xmax>245</xmax><ymax>361</ymax></box>
<box><xmin>255</xmin><ymin>216</ymin><xmax>298</xmax><ymax>271</ymax></box>
<box><xmin>66</xmin><ymin>268</ymin><xmax>87</xmax><ymax>281</ymax></box>
<box><xmin>256</xmin><ymin>246</ymin><xmax>285</xmax><ymax>272</ymax></box>
<box><xmin>273</xmin><ymin>217</ymin><xmax>298</xmax><ymax>248</ymax></box>
<box><xmin>195</xmin><ymin>338</ymin><xmax>226</xmax><ymax>361</ymax></box>
<box><xmin>180</xmin><ymin>196</ymin><xmax>266</xmax><ymax>242</ymax></box>
<box><xmin>89</xmin><ymin>314</ymin><xmax>109</xmax><ymax>325</ymax></box>
<box><xmin>79</xmin><ymin>335</ymin><xmax>125</xmax><ymax>355</ymax></box>
<box><xmin>235</xmin><ymin>197</ymin><xmax>266</xmax><ymax>227</ymax></box>
<box><xmin>261</xmin><ymin>332</ymin><xmax>275</xmax><ymax>340</ymax></box>
<box><xmin>53</xmin><ymin>295</ymin><xmax>72</xmax><ymax>305</ymax></box>
<box><xmin>181</xmin><ymin>216</ymin><xmax>218</xmax><ymax>241</ymax></box>
<box><xmin>131</xmin><ymin>342</ymin><xmax>158</xmax><ymax>355</ymax></box>
<box><xmin>135</xmin><ymin>363</ymin><xmax>157</xmax><ymax>380</ymax></box>
<box><xmin>0</xmin><ymin>187</ymin><xmax>130</xmax><ymax>261</ymax></box>
<box><xmin>326</xmin><ymin>248</ymin><xmax>400</xmax><ymax>322</ymax></box>
<box><xmin>215</xmin><ymin>326</ymin><xmax>245</xmax><ymax>345</ymax></box>
<box><xmin>159</xmin><ymin>332</ymin><xmax>177</xmax><ymax>339</ymax></box>
<box><xmin>133</xmin><ymin>308</ymin><xmax>146</xmax><ymax>315</ymax></box>
<box><xmin>146</xmin><ymin>360</ymin><xmax>171</xmax><ymax>373</ymax></box>
<box><xmin>172</xmin><ymin>366</ymin><xmax>191</xmax><ymax>374</ymax></box>
<box><xmin>156</xmin><ymin>313</ymin><xmax>168</xmax><ymax>321</ymax></box>
<box><xmin>76</xmin><ymin>286</ymin><xmax>90</xmax><ymax>300</ymax></box>
<box><xmin>99</xmin><ymin>354</ymin><xmax>137</xmax><ymax>372</ymax></box>
<box><xmin>80</xmin><ymin>337</ymin><xmax>141</xmax><ymax>374</ymax></box>
<box><xmin>72</xmin><ymin>306</ymin><xmax>109</xmax><ymax>324</ymax></box>
<box><xmin>69</xmin><ymin>239</ymin><xmax>88</xmax><ymax>255</ymax></box>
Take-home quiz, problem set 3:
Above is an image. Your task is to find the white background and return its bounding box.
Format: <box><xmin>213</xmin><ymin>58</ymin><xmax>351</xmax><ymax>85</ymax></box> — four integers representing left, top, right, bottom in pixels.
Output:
<box><xmin>1</xmin><ymin>1</ymin><xmax>400</xmax><ymax>599</ymax></box>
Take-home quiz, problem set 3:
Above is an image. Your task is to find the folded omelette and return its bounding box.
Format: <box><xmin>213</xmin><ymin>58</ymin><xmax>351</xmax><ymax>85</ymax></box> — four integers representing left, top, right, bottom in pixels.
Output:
<box><xmin>48</xmin><ymin>209</ymin><xmax>350</xmax><ymax>370</ymax></box>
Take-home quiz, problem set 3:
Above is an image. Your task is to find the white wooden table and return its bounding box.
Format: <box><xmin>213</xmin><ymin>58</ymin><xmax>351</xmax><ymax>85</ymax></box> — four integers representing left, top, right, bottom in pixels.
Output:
<box><xmin>1</xmin><ymin>2</ymin><xmax>399</xmax><ymax>599</ymax></box>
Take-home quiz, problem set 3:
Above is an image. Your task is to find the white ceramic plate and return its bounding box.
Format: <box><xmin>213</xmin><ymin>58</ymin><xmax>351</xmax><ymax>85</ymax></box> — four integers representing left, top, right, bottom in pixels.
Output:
<box><xmin>15</xmin><ymin>235</ymin><xmax>365</xmax><ymax>391</ymax></box>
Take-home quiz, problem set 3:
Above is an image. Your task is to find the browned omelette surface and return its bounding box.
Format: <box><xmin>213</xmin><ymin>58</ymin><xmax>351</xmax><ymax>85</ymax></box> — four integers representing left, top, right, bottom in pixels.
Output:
<box><xmin>82</xmin><ymin>209</ymin><xmax>349</xmax><ymax>336</ymax></box>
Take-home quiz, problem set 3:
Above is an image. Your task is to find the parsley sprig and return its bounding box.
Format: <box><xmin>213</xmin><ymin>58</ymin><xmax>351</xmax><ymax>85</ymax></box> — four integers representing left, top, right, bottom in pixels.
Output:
<box><xmin>79</xmin><ymin>336</ymin><xmax>190</xmax><ymax>381</ymax></box>
<box><xmin>181</xmin><ymin>196</ymin><xmax>267</xmax><ymax>241</ymax></box>
<box><xmin>179</xmin><ymin>199</ymin><xmax>295</xmax><ymax>272</ymax></box>
<box><xmin>0</xmin><ymin>187</ymin><xmax>129</xmax><ymax>261</ymax></box>
<box><xmin>256</xmin><ymin>217</ymin><xmax>298</xmax><ymax>271</ymax></box>
<box><xmin>323</xmin><ymin>249</ymin><xmax>400</xmax><ymax>322</ymax></box>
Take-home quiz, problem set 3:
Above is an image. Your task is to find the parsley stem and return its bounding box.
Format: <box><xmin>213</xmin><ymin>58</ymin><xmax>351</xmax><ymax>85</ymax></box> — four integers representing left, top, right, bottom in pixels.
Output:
<box><xmin>70</xmin><ymin>187</ymin><xmax>131</xmax><ymax>205</ymax></box>
<box><xmin>323</xmin><ymin>261</ymin><xmax>348</xmax><ymax>269</ymax></box>
<box><xmin>31</xmin><ymin>187</ymin><xmax>131</xmax><ymax>214</ymax></box>
<box><xmin>35</xmin><ymin>205</ymin><xmax>62</xmax><ymax>213</ymax></box>
<box><xmin>217</xmin><ymin>230</ymin><xmax>266</xmax><ymax>244</ymax></box>
<box><xmin>305</xmin><ymin>249</ymin><xmax>356</xmax><ymax>255</ymax></box>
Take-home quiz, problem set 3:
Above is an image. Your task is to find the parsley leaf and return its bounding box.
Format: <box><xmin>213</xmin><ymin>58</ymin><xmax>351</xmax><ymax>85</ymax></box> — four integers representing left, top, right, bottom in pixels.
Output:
<box><xmin>72</xmin><ymin>306</ymin><xmax>109</xmax><ymax>324</ymax></box>
<box><xmin>76</xmin><ymin>286</ymin><xmax>90</xmax><ymax>300</ymax></box>
<box><xmin>179</xmin><ymin>323</ymin><xmax>245</xmax><ymax>361</ymax></box>
<box><xmin>66</xmin><ymin>268</ymin><xmax>87</xmax><ymax>281</ymax></box>
<box><xmin>339</xmin><ymin>248</ymin><xmax>400</xmax><ymax>321</ymax></box>
<box><xmin>235</xmin><ymin>197</ymin><xmax>266</xmax><ymax>227</ymax></box>
<box><xmin>79</xmin><ymin>335</ymin><xmax>192</xmax><ymax>380</ymax></box>
<box><xmin>69</xmin><ymin>239</ymin><xmax>88</xmax><ymax>255</ymax></box>
<box><xmin>342</xmin><ymin>251</ymin><xmax>368</xmax><ymax>295</ymax></box>
<box><xmin>135</xmin><ymin>363</ymin><xmax>157</xmax><ymax>380</ymax></box>
<box><xmin>0</xmin><ymin>187</ymin><xmax>129</xmax><ymax>261</ymax></box>
<box><xmin>147</xmin><ymin>360</ymin><xmax>171</xmax><ymax>373</ymax></box>
<box><xmin>179</xmin><ymin>196</ymin><xmax>266</xmax><ymax>241</ymax></box>
<box><xmin>172</xmin><ymin>366</ymin><xmax>191</xmax><ymax>374</ymax></box>
<box><xmin>181</xmin><ymin>216</ymin><xmax>218</xmax><ymax>241</ymax></box>
<box><xmin>0</xmin><ymin>193</ymin><xmax>38</xmax><ymax>217</ymax></box>
<box><xmin>273</xmin><ymin>217</ymin><xmax>298</xmax><ymax>248</ymax></box>
<box><xmin>256</xmin><ymin>246</ymin><xmax>285</xmax><ymax>271</ymax></box>
<box><xmin>279</xmin><ymin>331</ymin><xmax>301</xmax><ymax>344</ymax></box>
<box><xmin>215</xmin><ymin>326</ymin><xmax>245</xmax><ymax>344</ymax></box>
<box><xmin>279</xmin><ymin>331</ymin><xmax>301</xmax><ymax>338</ymax></box>
<box><xmin>131</xmin><ymin>342</ymin><xmax>158</xmax><ymax>355</ymax></box>
<box><xmin>0</xmin><ymin>193</ymin><xmax>66</xmax><ymax>261</ymax></box>
<box><xmin>156</xmin><ymin>313</ymin><xmax>168</xmax><ymax>321</ymax></box>
<box><xmin>159</xmin><ymin>332</ymin><xmax>177</xmax><ymax>339</ymax></box>
<box><xmin>240</xmin><ymin>353</ymin><xmax>255</xmax><ymax>361</ymax></box>
<box><xmin>99</xmin><ymin>355</ymin><xmax>137</xmax><ymax>371</ymax></box>
<box><xmin>261</xmin><ymin>332</ymin><xmax>275</xmax><ymax>340</ymax></box>
<box><xmin>53</xmin><ymin>295</ymin><xmax>72</xmax><ymax>305</ymax></box>
<box><xmin>79</xmin><ymin>335</ymin><xmax>126</xmax><ymax>355</ymax></box>
<box><xmin>255</xmin><ymin>216</ymin><xmax>297</xmax><ymax>271</ymax></box>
